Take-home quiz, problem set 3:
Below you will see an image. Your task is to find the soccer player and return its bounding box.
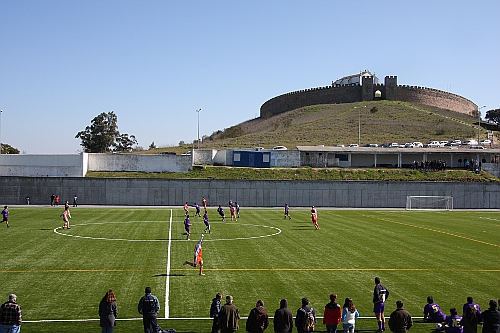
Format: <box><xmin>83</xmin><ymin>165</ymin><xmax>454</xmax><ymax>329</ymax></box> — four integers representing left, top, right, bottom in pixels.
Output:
<box><xmin>230</xmin><ymin>205</ymin><xmax>237</xmax><ymax>221</ymax></box>
<box><xmin>203</xmin><ymin>212</ymin><xmax>211</xmax><ymax>233</ymax></box>
<box><xmin>228</xmin><ymin>199</ymin><xmax>233</xmax><ymax>208</ymax></box>
<box><xmin>183</xmin><ymin>235</ymin><xmax>205</xmax><ymax>276</ymax></box>
<box><xmin>193</xmin><ymin>203</ymin><xmax>202</xmax><ymax>217</ymax></box>
<box><xmin>423</xmin><ymin>296</ymin><xmax>447</xmax><ymax>323</ymax></box>
<box><xmin>462</xmin><ymin>296</ymin><xmax>482</xmax><ymax>321</ymax></box>
<box><xmin>284</xmin><ymin>203</ymin><xmax>292</xmax><ymax>219</ymax></box>
<box><xmin>202</xmin><ymin>197</ymin><xmax>207</xmax><ymax>213</ymax></box>
<box><xmin>373</xmin><ymin>277</ymin><xmax>390</xmax><ymax>332</ymax></box>
<box><xmin>61</xmin><ymin>206</ymin><xmax>72</xmax><ymax>229</ymax></box>
<box><xmin>217</xmin><ymin>205</ymin><xmax>226</xmax><ymax>221</ymax></box>
<box><xmin>311</xmin><ymin>211</ymin><xmax>319</xmax><ymax>230</ymax></box>
<box><xmin>1</xmin><ymin>206</ymin><xmax>10</xmax><ymax>228</ymax></box>
<box><xmin>184</xmin><ymin>215</ymin><xmax>192</xmax><ymax>240</ymax></box>
<box><xmin>235</xmin><ymin>202</ymin><xmax>240</xmax><ymax>218</ymax></box>
<box><xmin>443</xmin><ymin>308</ymin><xmax>462</xmax><ymax>333</ymax></box>
<box><xmin>183</xmin><ymin>202</ymin><xmax>189</xmax><ymax>216</ymax></box>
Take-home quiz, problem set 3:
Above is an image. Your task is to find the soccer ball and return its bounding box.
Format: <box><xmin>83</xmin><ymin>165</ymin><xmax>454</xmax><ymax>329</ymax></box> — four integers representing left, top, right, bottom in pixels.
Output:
<box><xmin>436</xmin><ymin>323</ymin><xmax>443</xmax><ymax>331</ymax></box>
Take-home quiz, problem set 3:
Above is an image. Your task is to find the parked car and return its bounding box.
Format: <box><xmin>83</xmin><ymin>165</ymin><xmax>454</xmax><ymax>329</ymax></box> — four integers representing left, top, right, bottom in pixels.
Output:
<box><xmin>158</xmin><ymin>151</ymin><xmax>177</xmax><ymax>155</ymax></box>
<box><xmin>271</xmin><ymin>145</ymin><xmax>287</xmax><ymax>150</ymax></box>
<box><xmin>412</xmin><ymin>142</ymin><xmax>424</xmax><ymax>148</ymax></box>
<box><xmin>445</xmin><ymin>140</ymin><xmax>461</xmax><ymax>146</ymax></box>
<box><xmin>254</xmin><ymin>147</ymin><xmax>265</xmax><ymax>151</ymax></box>
<box><xmin>424</xmin><ymin>141</ymin><xmax>442</xmax><ymax>148</ymax></box>
<box><xmin>389</xmin><ymin>142</ymin><xmax>399</xmax><ymax>148</ymax></box>
<box><xmin>363</xmin><ymin>143</ymin><xmax>378</xmax><ymax>147</ymax></box>
<box><xmin>462</xmin><ymin>139</ymin><xmax>478</xmax><ymax>145</ymax></box>
<box><xmin>347</xmin><ymin>144</ymin><xmax>359</xmax><ymax>147</ymax></box>
<box><xmin>480</xmin><ymin>140</ymin><xmax>492</xmax><ymax>145</ymax></box>
<box><xmin>404</xmin><ymin>142</ymin><xmax>415</xmax><ymax>148</ymax></box>
<box><xmin>470</xmin><ymin>145</ymin><xmax>486</xmax><ymax>149</ymax></box>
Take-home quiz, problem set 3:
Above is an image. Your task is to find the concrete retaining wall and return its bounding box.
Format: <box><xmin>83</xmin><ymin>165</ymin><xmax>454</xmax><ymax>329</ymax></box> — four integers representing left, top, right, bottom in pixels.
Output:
<box><xmin>0</xmin><ymin>154</ymin><xmax>85</xmax><ymax>177</ymax></box>
<box><xmin>87</xmin><ymin>153</ymin><xmax>192</xmax><ymax>173</ymax></box>
<box><xmin>1</xmin><ymin>177</ymin><xmax>498</xmax><ymax>209</ymax></box>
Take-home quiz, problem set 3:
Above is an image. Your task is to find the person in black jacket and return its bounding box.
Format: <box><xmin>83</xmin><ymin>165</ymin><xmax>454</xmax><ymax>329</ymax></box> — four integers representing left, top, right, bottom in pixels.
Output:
<box><xmin>482</xmin><ymin>300</ymin><xmax>500</xmax><ymax>333</ymax></box>
<box><xmin>246</xmin><ymin>300</ymin><xmax>270</xmax><ymax>333</ymax></box>
<box><xmin>274</xmin><ymin>298</ymin><xmax>293</xmax><ymax>333</ymax></box>
<box><xmin>210</xmin><ymin>293</ymin><xmax>222</xmax><ymax>333</ymax></box>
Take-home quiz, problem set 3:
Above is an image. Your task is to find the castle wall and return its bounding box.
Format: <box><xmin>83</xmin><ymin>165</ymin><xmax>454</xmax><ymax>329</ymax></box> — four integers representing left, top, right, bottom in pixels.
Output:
<box><xmin>397</xmin><ymin>86</ymin><xmax>477</xmax><ymax>116</ymax></box>
<box><xmin>260</xmin><ymin>76</ymin><xmax>477</xmax><ymax>118</ymax></box>
<box><xmin>260</xmin><ymin>85</ymin><xmax>363</xmax><ymax>118</ymax></box>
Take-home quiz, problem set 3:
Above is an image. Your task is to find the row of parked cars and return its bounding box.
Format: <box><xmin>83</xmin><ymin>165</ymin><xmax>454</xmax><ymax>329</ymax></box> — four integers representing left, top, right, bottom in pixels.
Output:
<box><xmin>345</xmin><ymin>139</ymin><xmax>493</xmax><ymax>149</ymax></box>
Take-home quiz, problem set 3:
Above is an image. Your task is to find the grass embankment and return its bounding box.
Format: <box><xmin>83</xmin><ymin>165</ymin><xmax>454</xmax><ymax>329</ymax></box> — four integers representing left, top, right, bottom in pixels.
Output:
<box><xmin>86</xmin><ymin>166</ymin><xmax>499</xmax><ymax>182</ymax></box>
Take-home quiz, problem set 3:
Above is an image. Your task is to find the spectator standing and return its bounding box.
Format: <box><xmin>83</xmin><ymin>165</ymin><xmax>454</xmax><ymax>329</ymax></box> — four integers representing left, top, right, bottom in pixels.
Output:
<box><xmin>341</xmin><ymin>297</ymin><xmax>359</xmax><ymax>333</ymax></box>
<box><xmin>273</xmin><ymin>298</ymin><xmax>293</xmax><ymax>333</ymax></box>
<box><xmin>51</xmin><ymin>194</ymin><xmax>55</xmax><ymax>206</ymax></box>
<box><xmin>55</xmin><ymin>195</ymin><xmax>60</xmax><ymax>206</ymax></box>
<box><xmin>481</xmin><ymin>300</ymin><xmax>500</xmax><ymax>333</ymax></box>
<box><xmin>138</xmin><ymin>287</ymin><xmax>160</xmax><ymax>333</ymax></box>
<box><xmin>373</xmin><ymin>277</ymin><xmax>390</xmax><ymax>332</ymax></box>
<box><xmin>73</xmin><ymin>195</ymin><xmax>78</xmax><ymax>207</ymax></box>
<box><xmin>246</xmin><ymin>300</ymin><xmax>270</xmax><ymax>333</ymax></box>
<box><xmin>218</xmin><ymin>295</ymin><xmax>240</xmax><ymax>333</ymax></box>
<box><xmin>1</xmin><ymin>206</ymin><xmax>10</xmax><ymax>228</ymax></box>
<box><xmin>323</xmin><ymin>294</ymin><xmax>342</xmax><ymax>333</ymax></box>
<box><xmin>460</xmin><ymin>306</ymin><xmax>478</xmax><ymax>333</ymax></box>
<box><xmin>26</xmin><ymin>197</ymin><xmax>30</xmax><ymax>205</ymax></box>
<box><xmin>295</xmin><ymin>297</ymin><xmax>316</xmax><ymax>333</ymax></box>
<box><xmin>0</xmin><ymin>294</ymin><xmax>22</xmax><ymax>333</ymax></box>
<box><xmin>388</xmin><ymin>300</ymin><xmax>413</xmax><ymax>333</ymax></box>
<box><xmin>99</xmin><ymin>290</ymin><xmax>118</xmax><ymax>333</ymax></box>
<box><xmin>210</xmin><ymin>293</ymin><xmax>222</xmax><ymax>333</ymax></box>
<box><xmin>423</xmin><ymin>296</ymin><xmax>447</xmax><ymax>323</ymax></box>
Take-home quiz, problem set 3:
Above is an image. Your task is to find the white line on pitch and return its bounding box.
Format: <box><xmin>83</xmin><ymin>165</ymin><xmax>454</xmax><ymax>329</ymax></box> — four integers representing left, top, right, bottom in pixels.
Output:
<box><xmin>165</xmin><ymin>209</ymin><xmax>173</xmax><ymax>319</ymax></box>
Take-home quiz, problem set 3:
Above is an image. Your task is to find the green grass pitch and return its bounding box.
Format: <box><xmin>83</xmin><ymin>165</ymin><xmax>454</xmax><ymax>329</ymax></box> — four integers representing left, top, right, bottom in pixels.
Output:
<box><xmin>0</xmin><ymin>206</ymin><xmax>498</xmax><ymax>332</ymax></box>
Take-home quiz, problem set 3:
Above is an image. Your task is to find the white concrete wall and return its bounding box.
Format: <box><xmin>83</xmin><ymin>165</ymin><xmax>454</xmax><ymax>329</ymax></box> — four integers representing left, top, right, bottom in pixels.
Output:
<box><xmin>270</xmin><ymin>150</ymin><xmax>300</xmax><ymax>167</ymax></box>
<box><xmin>87</xmin><ymin>153</ymin><xmax>192</xmax><ymax>173</ymax></box>
<box><xmin>193</xmin><ymin>149</ymin><xmax>217</xmax><ymax>165</ymax></box>
<box><xmin>0</xmin><ymin>154</ymin><xmax>85</xmax><ymax>177</ymax></box>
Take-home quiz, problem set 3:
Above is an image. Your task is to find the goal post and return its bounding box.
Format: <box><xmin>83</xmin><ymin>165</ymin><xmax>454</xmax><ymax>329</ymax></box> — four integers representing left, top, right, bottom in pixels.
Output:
<box><xmin>406</xmin><ymin>196</ymin><xmax>453</xmax><ymax>211</ymax></box>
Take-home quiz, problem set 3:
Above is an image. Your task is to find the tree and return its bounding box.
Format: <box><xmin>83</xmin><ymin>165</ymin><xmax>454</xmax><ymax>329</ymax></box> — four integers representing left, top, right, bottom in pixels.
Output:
<box><xmin>75</xmin><ymin>111</ymin><xmax>120</xmax><ymax>153</ymax></box>
<box><xmin>113</xmin><ymin>134</ymin><xmax>138</xmax><ymax>152</ymax></box>
<box><xmin>0</xmin><ymin>143</ymin><xmax>20</xmax><ymax>154</ymax></box>
<box><xmin>149</xmin><ymin>141</ymin><xmax>156</xmax><ymax>150</ymax></box>
<box><xmin>485</xmin><ymin>108</ymin><xmax>500</xmax><ymax>125</ymax></box>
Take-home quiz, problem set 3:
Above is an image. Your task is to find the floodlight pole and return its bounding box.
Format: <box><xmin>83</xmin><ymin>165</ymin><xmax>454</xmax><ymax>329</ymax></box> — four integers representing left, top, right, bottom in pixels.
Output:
<box><xmin>196</xmin><ymin>108</ymin><xmax>202</xmax><ymax>149</ymax></box>
<box><xmin>477</xmin><ymin>105</ymin><xmax>486</xmax><ymax>144</ymax></box>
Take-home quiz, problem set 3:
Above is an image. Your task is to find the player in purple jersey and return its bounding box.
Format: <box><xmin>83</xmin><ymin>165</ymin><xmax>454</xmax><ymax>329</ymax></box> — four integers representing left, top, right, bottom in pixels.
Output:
<box><xmin>217</xmin><ymin>205</ymin><xmax>226</xmax><ymax>221</ymax></box>
<box><xmin>235</xmin><ymin>202</ymin><xmax>240</xmax><ymax>218</ymax></box>
<box><xmin>373</xmin><ymin>277</ymin><xmax>390</xmax><ymax>332</ymax></box>
<box><xmin>228</xmin><ymin>200</ymin><xmax>233</xmax><ymax>208</ymax></box>
<box><xmin>444</xmin><ymin>308</ymin><xmax>463</xmax><ymax>333</ymax></box>
<box><xmin>184</xmin><ymin>215</ymin><xmax>192</xmax><ymax>240</ymax></box>
<box><xmin>284</xmin><ymin>203</ymin><xmax>291</xmax><ymax>219</ymax></box>
<box><xmin>462</xmin><ymin>297</ymin><xmax>482</xmax><ymax>322</ymax></box>
<box><xmin>423</xmin><ymin>296</ymin><xmax>447</xmax><ymax>323</ymax></box>
<box><xmin>203</xmin><ymin>212</ymin><xmax>211</xmax><ymax>234</ymax></box>
<box><xmin>193</xmin><ymin>203</ymin><xmax>202</xmax><ymax>217</ymax></box>
<box><xmin>1</xmin><ymin>206</ymin><xmax>10</xmax><ymax>228</ymax></box>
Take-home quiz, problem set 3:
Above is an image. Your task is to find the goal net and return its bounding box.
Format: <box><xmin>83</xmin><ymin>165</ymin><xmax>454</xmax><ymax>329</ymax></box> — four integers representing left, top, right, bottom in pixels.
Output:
<box><xmin>406</xmin><ymin>196</ymin><xmax>453</xmax><ymax>211</ymax></box>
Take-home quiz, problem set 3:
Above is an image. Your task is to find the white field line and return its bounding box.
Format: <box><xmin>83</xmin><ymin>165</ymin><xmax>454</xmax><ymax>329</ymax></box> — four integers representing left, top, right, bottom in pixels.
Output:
<box><xmin>165</xmin><ymin>209</ymin><xmax>173</xmax><ymax>319</ymax></box>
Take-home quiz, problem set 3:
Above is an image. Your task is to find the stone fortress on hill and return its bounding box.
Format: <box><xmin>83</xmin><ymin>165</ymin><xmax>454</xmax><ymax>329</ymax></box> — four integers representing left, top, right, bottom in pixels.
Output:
<box><xmin>260</xmin><ymin>70</ymin><xmax>478</xmax><ymax>118</ymax></box>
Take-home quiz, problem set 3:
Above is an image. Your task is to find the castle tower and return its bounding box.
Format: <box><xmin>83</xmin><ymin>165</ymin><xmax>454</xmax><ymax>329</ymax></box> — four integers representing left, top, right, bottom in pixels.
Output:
<box><xmin>362</xmin><ymin>76</ymin><xmax>374</xmax><ymax>101</ymax></box>
<box><xmin>385</xmin><ymin>76</ymin><xmax>397</xmax><ymax>101</ymax></box>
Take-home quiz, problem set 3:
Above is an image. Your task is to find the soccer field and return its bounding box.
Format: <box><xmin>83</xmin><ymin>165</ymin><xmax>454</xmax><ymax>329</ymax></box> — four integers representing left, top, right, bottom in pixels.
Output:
<box><xmin>1</xmin><ymin>206</ymin><xmax>499</xmax><ymax>332</ymax></box>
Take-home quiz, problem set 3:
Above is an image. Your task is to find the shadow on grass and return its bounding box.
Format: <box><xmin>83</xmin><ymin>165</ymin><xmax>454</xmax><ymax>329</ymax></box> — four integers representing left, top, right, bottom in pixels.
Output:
<box><xmin>154</xmin><ymin>273</ymin><xmax>186</xmax><ymax>277</ymax></box>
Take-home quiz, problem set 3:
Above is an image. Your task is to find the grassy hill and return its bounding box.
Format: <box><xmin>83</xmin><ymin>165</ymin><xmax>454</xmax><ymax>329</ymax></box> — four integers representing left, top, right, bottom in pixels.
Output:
<box><xmin>147</xmin><ymin>100</ymin><xmax>489</xmax><ymax>153</ymax></box>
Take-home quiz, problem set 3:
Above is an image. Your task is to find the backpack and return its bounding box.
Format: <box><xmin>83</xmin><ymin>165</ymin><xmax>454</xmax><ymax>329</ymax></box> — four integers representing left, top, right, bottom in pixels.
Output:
<box><xmin>300</xmin><ymin>307</ymin><xmax>315</xmax><ymax>332</ymax></box>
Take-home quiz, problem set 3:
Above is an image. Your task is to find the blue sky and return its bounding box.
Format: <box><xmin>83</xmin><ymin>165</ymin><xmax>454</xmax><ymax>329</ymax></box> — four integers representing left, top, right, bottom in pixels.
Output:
<box><xmin>1</xmin><ymin>0</ymin><xmax>499</xmax><ymax>154</ymax></box>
